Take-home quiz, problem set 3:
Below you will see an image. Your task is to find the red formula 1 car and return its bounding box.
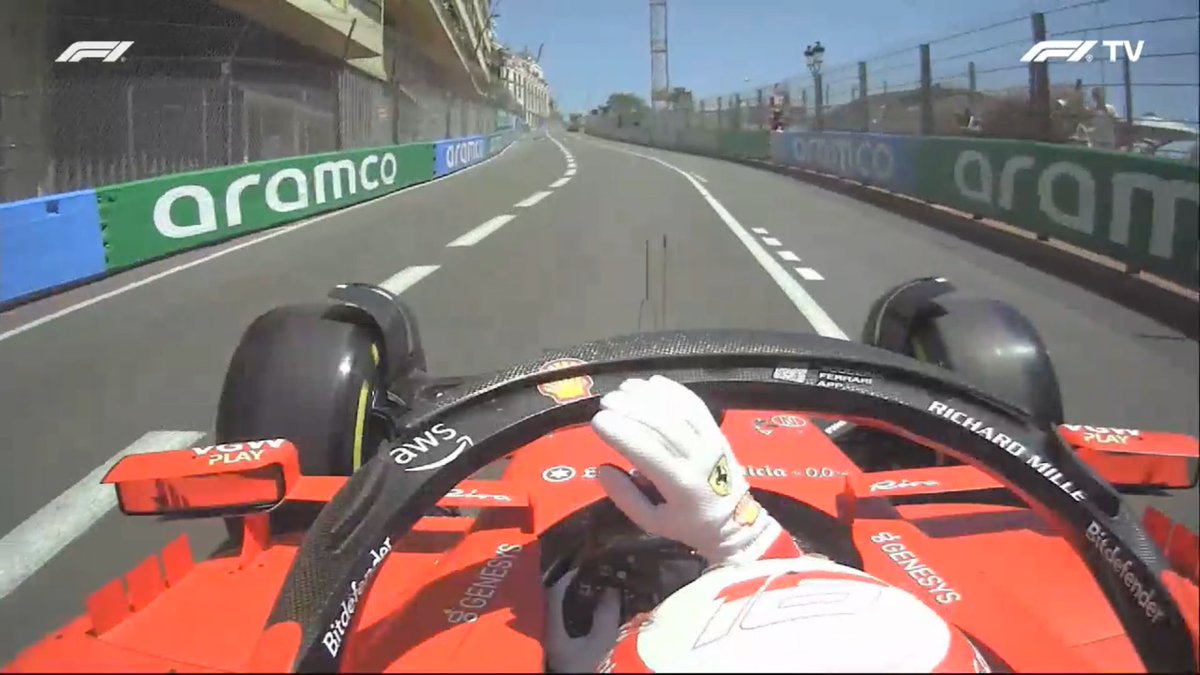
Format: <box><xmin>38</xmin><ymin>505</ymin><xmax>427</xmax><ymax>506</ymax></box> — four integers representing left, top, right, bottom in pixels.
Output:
<box><xmin>6</xmin><ymin>279</ymin><xmax>1199</xmax><ymax>673</ymax></box>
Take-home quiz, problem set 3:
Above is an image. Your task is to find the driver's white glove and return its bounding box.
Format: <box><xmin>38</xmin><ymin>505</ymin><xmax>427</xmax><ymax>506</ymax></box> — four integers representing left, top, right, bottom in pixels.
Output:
<box><xmin>591</xmin><ymin>375</ymin><xmax>786</xmax><ymax>566</ymax></box>
<box><xmin>544</xmin><ymin>568</ymin><xmax>622</xmax><ymax>673</ymax></box>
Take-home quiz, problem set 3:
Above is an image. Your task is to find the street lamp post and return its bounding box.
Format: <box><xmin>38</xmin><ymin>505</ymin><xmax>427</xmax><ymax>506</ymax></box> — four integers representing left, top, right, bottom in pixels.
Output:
<box><xmin>804</xmin><ymin>41</ymin><xmax>825</xmax><ymax>131</ymax></box>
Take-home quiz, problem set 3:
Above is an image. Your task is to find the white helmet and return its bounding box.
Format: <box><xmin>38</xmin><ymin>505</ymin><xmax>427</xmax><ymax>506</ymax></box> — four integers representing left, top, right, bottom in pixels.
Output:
<box><xmin>597</xmin><ymin>556</ymin><xmax>991</xmax><ymax>673</ymax></box>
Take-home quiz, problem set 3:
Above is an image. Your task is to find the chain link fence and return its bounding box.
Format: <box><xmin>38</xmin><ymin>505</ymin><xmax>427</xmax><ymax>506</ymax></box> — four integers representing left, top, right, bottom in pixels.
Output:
<box><xmin>651</xmin><ymin>1</ymin><xmax>1197</xmax><ymax>162</ymax></box>
<box><xmin>1</xmin><ymin>0</ymin><xmax>516</xmax><ymax>202</ymax></box>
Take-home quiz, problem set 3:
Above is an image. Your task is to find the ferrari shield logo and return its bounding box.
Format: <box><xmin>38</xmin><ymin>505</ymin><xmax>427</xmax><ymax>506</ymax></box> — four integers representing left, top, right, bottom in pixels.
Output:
<box><xmin>708</xmin><ymin>454</ymin><xmax>732</xmax><ymax>496</ymax></box>
<box><xmin>536</xmin><ymin>358</ymin><xmax>595</xmax><ymax>405</ymax></box>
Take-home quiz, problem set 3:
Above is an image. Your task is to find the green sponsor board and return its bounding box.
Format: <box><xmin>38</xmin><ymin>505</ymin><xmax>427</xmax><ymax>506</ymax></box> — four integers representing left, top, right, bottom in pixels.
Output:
<box><xmin>718</xmin><ymin>130</ymin><xmax>770</xmax><ymax>160</ymax></box>
<box><xmin>677</xmin><ymin>128</ymin><xmax>720</xmax><ymax>154</ymax></box>
<box><xmin>97</xmin><ymin>143</ymin><xmax>434</xmax><ymax>270</ymax></box>
<box><xmin>917</xmin><ymin>138</ymin><xmax>1198</xmax><ymax>287</ymax></box>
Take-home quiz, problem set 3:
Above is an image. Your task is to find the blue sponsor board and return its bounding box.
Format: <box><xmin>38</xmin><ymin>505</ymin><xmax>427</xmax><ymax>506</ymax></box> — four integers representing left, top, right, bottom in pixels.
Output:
<box><xmin>771</xmin><ymin>131</ymin><xmax>918</xmax><ymax>194</ymax></box>
<box><xmin>434</xmin><ymin>135</ymin><xmax>489</xmax><ymax>177</ymax></box>
<box><xmin>0</xmin><ymin>189</ymin><xmax>106</xmax><ymax>303</ymax></box>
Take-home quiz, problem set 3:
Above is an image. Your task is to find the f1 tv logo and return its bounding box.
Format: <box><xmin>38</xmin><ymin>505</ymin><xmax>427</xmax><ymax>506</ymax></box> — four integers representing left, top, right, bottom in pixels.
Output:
<box><xmin>1021</xmin><ymin>40</ymin><xmax>1145</xmax><ymax>63</ymax></box>
<box><xmin>55</xmin><ymin>41</ymin><xmax>134</xmax><ymax>63</ymax></box>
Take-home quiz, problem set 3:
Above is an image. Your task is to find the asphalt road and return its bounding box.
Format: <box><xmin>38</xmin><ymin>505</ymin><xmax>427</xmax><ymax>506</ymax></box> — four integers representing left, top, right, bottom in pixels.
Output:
<box><xmin>0</xmin><ymin>131</ymin><xmax>1196</xmax><ymax>663</ymax></box>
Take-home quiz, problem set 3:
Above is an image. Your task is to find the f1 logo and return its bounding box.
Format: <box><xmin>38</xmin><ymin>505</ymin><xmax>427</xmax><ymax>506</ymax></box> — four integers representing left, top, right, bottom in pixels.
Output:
<box><xmin>55</xmin><ymin>41</ymin><xmax>134</xmax><ymax>63</ymax></box>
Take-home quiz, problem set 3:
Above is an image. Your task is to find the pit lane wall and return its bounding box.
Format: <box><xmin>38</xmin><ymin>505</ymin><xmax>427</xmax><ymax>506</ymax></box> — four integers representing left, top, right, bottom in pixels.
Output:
<box><xmin>0</xmin><ymin>130</ymin><xmax>517</xmax><ymax>305</ymax></box>
<box><xmin>585</xmin><ymin>120</ymin><xmax>1199</xmax><ymax>290</ymax></box>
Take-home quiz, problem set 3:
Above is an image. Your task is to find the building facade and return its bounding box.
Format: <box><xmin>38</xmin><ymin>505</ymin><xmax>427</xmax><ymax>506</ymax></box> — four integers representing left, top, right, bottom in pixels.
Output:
<box><xmin>501</xmin><ymin>52</ymin><xmax>552</xmax><ymax>128</ymax></box>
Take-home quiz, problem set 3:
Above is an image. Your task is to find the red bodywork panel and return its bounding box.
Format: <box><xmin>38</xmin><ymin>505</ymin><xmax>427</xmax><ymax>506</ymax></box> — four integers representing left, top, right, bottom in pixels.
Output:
<box><xmin>6</xmin><ymin>412</ymin><xmax>1198</xmax><ymax>673</ymax></box>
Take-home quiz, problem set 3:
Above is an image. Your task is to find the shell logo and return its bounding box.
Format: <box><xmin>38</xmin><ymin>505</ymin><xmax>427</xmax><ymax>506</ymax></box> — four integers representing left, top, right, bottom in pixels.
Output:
<box><xmin>536</xmin><ymin>358</ymin><xmax>595</xmax><ymax>405</ymax></box>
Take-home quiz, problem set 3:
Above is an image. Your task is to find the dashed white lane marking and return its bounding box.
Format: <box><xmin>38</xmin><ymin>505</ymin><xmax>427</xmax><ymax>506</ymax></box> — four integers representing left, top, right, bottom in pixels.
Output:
<box><xmin>446</xmin><ymin>215</ymin><xmax>516</xmax><ymax>247</ymax></box>
<box><xmin>587</xmin><ymin>140</ymin><xmax>847</xmax><ymax>340</ymax></box>
<box><xmin>797</xmin><ymin>267</ymin><xmax>825</xmax><ymax>281</ymax></box>
<box><xmin>778</xmin><ymin>250</ymin><xmax>801</xmax><ymax>262</ymax></box>
<box><xmin>550</xmin><ymin>177</ymin><xmax>572</xmax><ymax>188</ymax></box>
<box><xmin>0</xmin><ymin>430</ymin><xmax>207</xmax><ymax>600</ymax></box>
<box><xmin>380</xmin><ymin>265</ymin><xmax>440</xmax><ymax>294</ymax></box>
<box><xmin>690</xmin><ymin>172</ymin><xmax>709</xmax><ymax>183</ymax></box>
<box><xmin>515</xmin><ymin>191</ymin><xmax>553</xmax><ymax>208</ymax></box>
<box><xmin>564</xmin><ymin>167</ymin><xmax>577</xmax><ymax>177</ymax></box>
<box><xmin>762</xmin><ymin>237</ymin><xmax>782</xmax><ymax>247</ymax></box>
<box><xmin>751</xmin><ymin>227</ymin><xmax>769</xmax><ymax>235</ymax></box>
<box><xmin>0</xmin><ymin>136</ymin><xmax>523</xmax><ymax>345</ymax></box>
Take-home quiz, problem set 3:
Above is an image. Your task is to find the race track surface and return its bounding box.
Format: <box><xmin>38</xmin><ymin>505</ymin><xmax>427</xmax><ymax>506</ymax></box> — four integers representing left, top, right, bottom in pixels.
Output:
<box><xmin>0</xmin><ymin>132</ymin><xmax>1196</xmax><ymax>661</ymax></box>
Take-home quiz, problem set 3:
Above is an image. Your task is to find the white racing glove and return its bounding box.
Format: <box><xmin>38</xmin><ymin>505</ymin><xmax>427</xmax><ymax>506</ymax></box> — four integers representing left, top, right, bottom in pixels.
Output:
<box><xmin>591</xmin><ymin>375</ymin><xmax>786</xmax><ymax>566</ymax></box>
<box><xmin>543</xmin><ymin>568</ymin><xmax>622</xmax><ymax>673</ymax></box>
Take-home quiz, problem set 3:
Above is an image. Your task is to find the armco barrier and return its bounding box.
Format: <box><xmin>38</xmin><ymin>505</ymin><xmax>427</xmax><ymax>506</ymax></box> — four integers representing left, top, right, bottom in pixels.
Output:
<box><xmin>770</xmin><ymin>131</ymin><xmax>919</xmax><ymax>195</ymax></box>
<box><xmin>435</xmin><ymin>135</ymin><xmax>488</xmax><ymax>177</ymax></box>
<box><xmin>718</xmin><ymin>130</ymin><xmax>770</xmax><ymax>160</ymax></box>
<box><xmin>590</xmin><ymin>124</ymin><xmax>1198</xmax><ymax>290</ymax></box>
<box><xmin>1</xmin><ymin>130</ymin><xmax>522</xmax><ymax>308</ymax></box>
<box><xmin>0</xmin><ymin>190</ymin><xmax>107</xmax><ymax>302</ymax></box>
<box><xmin>96</xmin><ymin>142</ymin><xmax>434</xmax><ymax>270</ymax></box>
<box><xmin>915</xmin><ymin>138</ymin><xmax>1199</xmax><ymax>287</ymax></box>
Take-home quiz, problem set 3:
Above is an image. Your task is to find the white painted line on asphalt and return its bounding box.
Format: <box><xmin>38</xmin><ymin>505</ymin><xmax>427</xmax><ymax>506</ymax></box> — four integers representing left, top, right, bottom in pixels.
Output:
<box><xmin>690</xmin><ymin>172</ymin><xmax>709</xmax><ymax>184</ymax></box>
<box><xmin>762</xmin><ymin>237</ymin><xmax>782</xmax><ymax>247</ymax></box>
<box><xmin>0</xmin><ymin>429</ymin><xmax>206</xmax><ymax>600</ymax></box>
<box><xmin>550</xmin><ymin>177</ymin><xmax>572</xmax><ymax>188</ymax></box>
<box><xmin>564</xmin><ymin>167</ymin><xmax>577</xmax><ymax>177</ymax></box>
<box><xmin>0</xmin><ymin>223</ymin><xmax>295</xmax><ymax>344</ymax></box>
<box><xmin>751</xmin><ymin>227</ymin><xmax>769</xmax><ymax>235</ymax></box>
<box><xmin>0</xmin><ymin>137</ymin><xmax>524</xmax><ymax>345</ymax></box>
<box><xmin>446</xmin><ymin>215</ymin><xmax>516</xmax><ymax>247</ymax></box>
<box><xmin>797</xmin><ymin>267</ymin><xmax>825</xmax><ymax>281</ymax></box>
<box><xmin>778</xmin><ymin>250</ymin><xmax>801</xmax><ymax>262</ymax></box>
<box><xmin>587</xmin><ymin>139</ymin><xmax>848</xmax><ymax>340</ymax></box>
<box><xmin>515</xmin><ymin>191</ymin><xmax>553</xmax><ymax>208</ymax></box>
<box><xmin>380</xmin><ymin>265</ymin><xmax>441</xmax><ymax>294</ymax></box>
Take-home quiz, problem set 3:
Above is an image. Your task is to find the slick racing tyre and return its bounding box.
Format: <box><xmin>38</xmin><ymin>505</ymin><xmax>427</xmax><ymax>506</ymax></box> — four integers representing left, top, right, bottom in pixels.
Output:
<box><xmin>215</xmin><ymin>306</ymin><xmax>385</xmax><ymax>536</ymax></box>
<box><xmin>217</xmin><ymin>306</ymin><xmax>384</xmax><ymax>476</ymax></box>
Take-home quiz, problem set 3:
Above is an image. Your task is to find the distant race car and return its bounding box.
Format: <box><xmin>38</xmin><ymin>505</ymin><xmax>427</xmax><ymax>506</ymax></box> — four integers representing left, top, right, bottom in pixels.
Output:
<box><xmin>5</xmin><ymin>278</ymin><xmax>1198</xmax><ymax>673</ymax></box>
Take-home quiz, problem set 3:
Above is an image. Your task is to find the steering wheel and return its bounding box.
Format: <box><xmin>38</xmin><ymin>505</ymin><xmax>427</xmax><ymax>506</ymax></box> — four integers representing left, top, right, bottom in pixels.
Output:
<box><xmin>252</xmin><ymin>330</ymin><xmax>1196</xmax><ymax>674</ymax></box>
<box><xmin>559</xmin><ymin>531</ymin><xmax>705</xmax><ymax>638</ymax></box>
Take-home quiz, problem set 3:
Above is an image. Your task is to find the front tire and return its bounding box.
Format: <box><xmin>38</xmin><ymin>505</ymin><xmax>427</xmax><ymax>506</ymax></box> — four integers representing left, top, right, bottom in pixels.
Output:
<box><xmin>216</xmin><ymin>307</ymin><xmax>384</xmax><ymax>535</ymax></box>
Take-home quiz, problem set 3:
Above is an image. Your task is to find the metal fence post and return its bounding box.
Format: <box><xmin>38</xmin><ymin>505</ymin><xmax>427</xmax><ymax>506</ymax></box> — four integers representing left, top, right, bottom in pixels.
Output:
<box><xmin>125</xmin><ymin>83</ymin><xmax>136</xmax><ymax>161</ymax></box>
<box><xmin>858</xmin><ymin>61</ymin><xmax>869</xmax><ymax>132</ymax></box>
<box><xmin>919</xmin><ymin>44</ymin><xmax>933</xmax><ymax>135</ymax></box>
<box><xmin>1029</xmin><ymin>12</ymin><xmax>1051</xmax><ymax>141</ymax></box>
<box><xmin>223</xmin><ymin>62</ymin><xmax>233</xmax><ymax>166</ymax></box>
<box><xmin>200</xmin><ymin>87</ymin><xmax>209</xmax><ymax>166</ymax></box>
<box><xmin>1122</xmin><ymin>54</ymin><xmax>1134</xmax><ymax>128</ymax></box>
<box><xmin>814</xmin><ymin>75</ymin><xmax>823</xmax><ymax>131</ymax></box>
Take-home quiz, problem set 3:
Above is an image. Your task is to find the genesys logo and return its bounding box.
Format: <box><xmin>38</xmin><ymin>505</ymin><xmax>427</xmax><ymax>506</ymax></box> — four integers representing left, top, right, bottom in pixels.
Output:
<box><xmin>1084</xmin><ymin>521</ymin><xmax>1167</xmax><ymax>624</ymax></box>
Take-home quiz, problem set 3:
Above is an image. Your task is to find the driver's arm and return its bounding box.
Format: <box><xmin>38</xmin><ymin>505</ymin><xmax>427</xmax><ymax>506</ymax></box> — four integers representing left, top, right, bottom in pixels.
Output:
<box><xmin>591</xmin><ymin>375</ymin><xmax>803</xmax><ymax>565</ymax></box>
<box><xmin>545</xmin><ymin>376</ymin><xmax>799</xmax><ymax>673</ymax></box>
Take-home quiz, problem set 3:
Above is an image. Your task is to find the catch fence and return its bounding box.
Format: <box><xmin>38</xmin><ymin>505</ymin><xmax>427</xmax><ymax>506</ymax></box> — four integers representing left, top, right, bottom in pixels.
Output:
<box><xmin>1</xmin><ymin>1</ymin><xmax>518</xmax><ymax>202</ymax></box>
<box><xmin>630</xmin><ymin>1</ymin><xmax>1198</xmax><ymax>161</ymax></box>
